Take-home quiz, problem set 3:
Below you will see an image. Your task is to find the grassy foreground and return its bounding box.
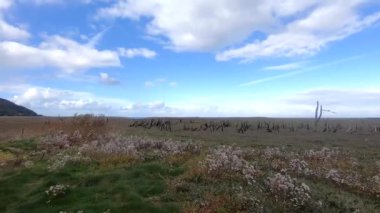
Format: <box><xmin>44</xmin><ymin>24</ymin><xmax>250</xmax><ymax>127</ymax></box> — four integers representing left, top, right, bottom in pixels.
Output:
<box><xmin>0</xmin><ymin>116</ymin><xmax>379</xmax><ymax>212</ymax></box>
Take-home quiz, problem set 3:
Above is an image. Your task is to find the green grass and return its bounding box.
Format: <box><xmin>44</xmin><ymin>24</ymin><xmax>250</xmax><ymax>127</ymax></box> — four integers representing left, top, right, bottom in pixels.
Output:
<box><xmin>0</xmin><ymin>161</ymin><xmax>183</xmax><ymax>212</ymax></box>
<box><xmin>305</xmin><ymin>178</ymin><xmax>379</xmax><ymax>213</ymax></box>
<box><xmin>0</xmin><ymin>139</ymin><xmax>37</xmax><ymax>153</ymax></box>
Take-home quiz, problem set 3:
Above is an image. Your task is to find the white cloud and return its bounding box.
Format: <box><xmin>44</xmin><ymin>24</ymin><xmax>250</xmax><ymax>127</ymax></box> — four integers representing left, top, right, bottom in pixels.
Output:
<box><xmin>240</xmin><ymin>70</ymin><xmax>306</xmax><ymax>87</ymax></box>
<box><xmin>86</xmin><ymin>28</ymin><xmax>109</xmax><ymax>48</ymax></box>
<box><xmin>0</xmin><ymin>0</ymin><xmax>12</xmax><ymax>10</ymax></box>
<box><xmin>97</xmin><ymin>0</ymin><xmax>275</xmax><ymax>51</ymax></box>
<box><xmin>0</xmin><ymin>35</ymin><xmax>121</xmax><ymax>73</ymax></box>
<box><xmin>216</xmin><ymin>2</ymin><xmax>380</xmax><ymax>61</ymax></box>
<box><xmin>97</xmin><ymin>0</ymin><xmax>380</xmax><ymax>60</ymax></box>
<box><xmin>118</xmin><ymin>47</ymin><xmax>156</xmax><ymax>59</ymax></box>
<box><xmin>164</xmin><ymin>88</ymin><xmax>380</xmax><ymax>117</ymax></box>
<box><xmin>5</xmin><ymin>85</ymin><xmax>172</xmax><ymax>116</ymax></box>
<box><xmin>241</xmin><ymin>55</ymin><xmax>363</xmax><ymax>87</ymax></box>
<box><xmin>0</xmin><ymin>0</ymin><xmax>30</xmax><ymax>41</ymax></box>
<box><xmin>122</xmin><ymin>101</ymin><xmax>170</xmax><ymax>112</ymax></box>
<box><xmin>0</xmin><ymin>1</ymin><xmax>119</xmax><ymax>73</ymax></box>
<box><xmin>0</xmin><ymin>83</ymin><xmax>30</xmax><ymax>93</ymax></box>
<box><xmin>29</xmin><ymin>0</ymin><xmax>63</xmax><ymax>5</ymax></box>
<box><xmin>0</xmin><ymin>19</ymin><xmax>30</xmax><ymax>41</ymax></box>
<box><xmin>99</xmin><ymin>72</ymin><xmax>120</xmax><ymax>85</ymax></box>
<box><xmin>9</xmin><ymin>85</ymin><xmax>129</xmax><ymax>115</ymax></box>
<box><xmin>4</xmin><ymin>83</ymin><xmax>380</xmax><ymax>117</ymax></box>
<box><xmin>263</xmin><ymin>62</ymin><xmax>306</xmax><ymax>71</ymax></box>
<box><xmin>284</xmin><ymin>88</ymin><xmax>380</xmax><ymax>117</ymax></box>
<box><xmin>12</xmin><ymin>87</ymin><xmax>102</xmax><ymax>111</ymax></box>
<box><xmin>17</xmin><ymin>0</ymin><xmax>99</xmax><ymax>5</ymax></box>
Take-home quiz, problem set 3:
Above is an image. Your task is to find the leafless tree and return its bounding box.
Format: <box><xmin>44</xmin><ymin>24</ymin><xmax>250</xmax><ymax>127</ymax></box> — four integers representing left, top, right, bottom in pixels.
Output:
<box><xmin>314</xmin><ymin>101</ymin><xmax>323</xmax><ymax>130</ymax></box>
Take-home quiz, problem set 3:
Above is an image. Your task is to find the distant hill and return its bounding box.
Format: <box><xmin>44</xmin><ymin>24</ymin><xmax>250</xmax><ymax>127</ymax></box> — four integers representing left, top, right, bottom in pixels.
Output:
<box><xmin>0</xmin><ymin>98</ymin><xmax>38</xmax><ymax>116</ymax></box>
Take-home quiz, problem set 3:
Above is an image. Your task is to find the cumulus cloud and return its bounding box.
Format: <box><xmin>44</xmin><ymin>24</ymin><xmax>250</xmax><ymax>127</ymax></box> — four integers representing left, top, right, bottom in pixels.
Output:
<box><xmin>5</xmin><ymin>85</ymin><xmax>172</xmax><ymax>116</ymax></box>
<box><xmin>97</xmin><ymin>0</ymin><xmax>380</xmax><ymax>60</ymax></box>
<box><xmin>97</xmin><ymin>0</ymin><xmax>276</xmax><ymax>51</ymax></box>
<box><xmin>0</xmin><ymin>35</ymin><xmax>121</xmax><ymax>73</ymax></box>
<box><xmin>118</xmin><ymin>47</ymin><xmax>156</xmax><ymax>59</ymax></box>
<box><xmin>12</xmin><ymin>87</ymin><xmax>104</xmax><ymax>110</ymax></box>
<box><xmin>9</xmin><ymin>86</ymin><xmax>125</xmax><ymax>115</ymax></box>
<box><xmin>99</xmin><ymin>72</ymin><xmax>120</xmax><ymax>85</ymax></box>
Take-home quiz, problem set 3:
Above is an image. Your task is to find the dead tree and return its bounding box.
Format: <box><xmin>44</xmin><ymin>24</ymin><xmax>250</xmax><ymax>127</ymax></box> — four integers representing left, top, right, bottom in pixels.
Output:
<box><xmin>314</xmin><ymin>101</ymin><xmax>323</xmax><ymax>131</ymax></box>
<box><xmin>237</xmin><ymin>122</ymin><xmax>250</xmax><ymax>134</ymax></box>
<box><xmin>160</xmin><ymin>121</ymin><xmax>171</xmax><ymax>131</ymax></box>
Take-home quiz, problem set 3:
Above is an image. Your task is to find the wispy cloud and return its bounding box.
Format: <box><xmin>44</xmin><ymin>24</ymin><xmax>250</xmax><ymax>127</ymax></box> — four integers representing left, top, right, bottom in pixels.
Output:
<box><xmin>86</xmin><ymin>27</ymin><xmax>110</xmax><ymax>48</ymax></box>
<box><xmin>145</xmin><ymin>78</ymin><xmax>178</xmax><ymax>88</ymax></box>
<box><xmin>122</xmin><ymin>101</ymin><xmax>171</xmax><ymax>112</ymax></box>
<box><xmin>240</xmin><ymin>70</ymin><xmax>305</xmax><ymax>87</ymax></box>
<box><xmin>118</xmin><ymin>48</ymin><xmax>157</xmax><ymax>59</ymax></box>
<box><xmin>263</xmin><ymin>61</ymin><xmax>307</xmax><ymax>71</ymax></box>
<box><xmin>241</xmin><ymin>55</ymin><xmax>364</xmax><ymax>87</ymax></box>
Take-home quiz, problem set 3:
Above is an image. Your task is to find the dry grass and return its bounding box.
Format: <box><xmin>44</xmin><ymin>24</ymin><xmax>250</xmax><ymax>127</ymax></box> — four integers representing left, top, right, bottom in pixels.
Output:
<box><xmin>0</xmin><ymin>115</ymin><xmax>110</xmax><ymax>143</ymax></box>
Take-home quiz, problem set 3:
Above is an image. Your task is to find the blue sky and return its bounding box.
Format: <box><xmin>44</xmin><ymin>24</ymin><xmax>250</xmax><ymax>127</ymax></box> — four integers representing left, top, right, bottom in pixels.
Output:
<box><xmin>0</xmin><ymin>0</ymin><xmax>380</xmax><ymax>117</ymax></box>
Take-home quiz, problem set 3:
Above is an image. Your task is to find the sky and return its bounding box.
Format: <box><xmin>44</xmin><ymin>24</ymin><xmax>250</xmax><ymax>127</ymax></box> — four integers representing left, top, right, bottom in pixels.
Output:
<box><xmin>0</xmin><ymin>0</ymin><xmax>380</xmax><ymax>117</ymax></box>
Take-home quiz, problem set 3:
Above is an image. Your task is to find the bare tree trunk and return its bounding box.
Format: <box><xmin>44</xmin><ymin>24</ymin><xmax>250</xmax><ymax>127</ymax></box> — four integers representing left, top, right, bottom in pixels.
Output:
<box><xmin>314</xmin><ymin>101</ymin><xmax>323</xmax><ymax>131</ymax></box>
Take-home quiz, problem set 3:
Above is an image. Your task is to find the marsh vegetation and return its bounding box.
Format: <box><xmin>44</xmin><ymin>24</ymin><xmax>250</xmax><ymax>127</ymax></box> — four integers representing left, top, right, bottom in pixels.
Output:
<box><xmin>0</xmin><ymin>115</ymin><xmax>379</xmax><ymax>212</ymax></box>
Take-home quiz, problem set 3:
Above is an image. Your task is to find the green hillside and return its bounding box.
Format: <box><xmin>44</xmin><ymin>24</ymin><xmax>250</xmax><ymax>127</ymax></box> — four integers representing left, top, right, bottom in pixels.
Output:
<box><xmin>0</xmin><ymin>98</ymin><xmax>38</xmax><ymax>116</ymax></box>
